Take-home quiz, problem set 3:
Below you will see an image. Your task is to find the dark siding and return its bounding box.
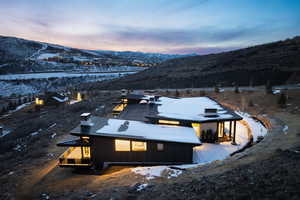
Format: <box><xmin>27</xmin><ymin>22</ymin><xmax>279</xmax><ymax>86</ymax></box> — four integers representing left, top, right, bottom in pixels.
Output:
<box><xmin>91</xmin><ymin>137</ymin><xmax>194</xmax><ymax>166</ymax></box>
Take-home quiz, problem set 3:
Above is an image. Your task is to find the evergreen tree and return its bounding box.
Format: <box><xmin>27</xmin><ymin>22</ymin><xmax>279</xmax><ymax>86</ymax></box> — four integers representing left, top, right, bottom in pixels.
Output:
<box><xmin>278</xmin><ymin>93</ymin><xmax>287</xmax><ymax>108</ymax></box>
<box><xmin>175</xmin><ymin>90</ymin><xmax>180</xmax><ymax>97</ymax></box>
<box><xmin>248</xmin><ymin>99</ymin><xmax>254</xmax><ymax>107</ymax></box>
<box><xmin>214</xmin><ymin>85</ymin><xmax>220</xmax><ymax>93</ymax></box>
<box><xmin>234</xmin><ymin>84</ymin><xmax>240</xmax><ymax>93</ymax></box>
<box><xmin>265</xmin><ymin>80</ymin><xmax>273</xmax><ymax>94</ymax></box>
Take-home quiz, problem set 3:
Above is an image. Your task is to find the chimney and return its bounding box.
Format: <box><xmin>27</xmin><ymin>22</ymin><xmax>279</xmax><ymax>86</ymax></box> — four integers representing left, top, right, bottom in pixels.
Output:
<box><xmin>121</xmin><ymin>89</ymin><xmax>128</xmax><ymax>97</ymax></box>
<box><xmin>80</xmin><ymin>113</ymin><xmax>93</xmax><ymax>133</ymax></box>
<box><xmin>204</xmin><ymin>108</ymin><xmax>218</xmax><ymax>117</ymax></box>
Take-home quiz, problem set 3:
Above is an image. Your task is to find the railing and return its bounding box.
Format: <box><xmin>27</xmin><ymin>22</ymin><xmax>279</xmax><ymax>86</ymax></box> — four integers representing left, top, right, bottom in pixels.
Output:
<box><xmin>58</xmin><ymin>147</ymin><xmax>91</xmax><ymax>167</ymax></box>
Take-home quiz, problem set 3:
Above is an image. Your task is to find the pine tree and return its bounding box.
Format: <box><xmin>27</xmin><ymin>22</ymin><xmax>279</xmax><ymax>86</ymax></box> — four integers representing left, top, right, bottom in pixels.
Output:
<box><xmin>214</xmin><ymin>85</ymin><xmax>220</xmax><ymax>93</ymax></box>
<box><xmin>175</xmin><ymin>90</ymin><xmax>180</xmax><ymax>97</ymax></box>
<box><xmin>278</xmin><ymin>93</ymin><xmax>287</xmax><ymax>108</ymax></box>
<box><xmin>248</xmin><ymin>99</ymin><xmax>254</xmax><ymax>107</ymax></box>
<box><xmin>234</xmin><ymin>85</ymin><xmax>240</xmax><ymax>93</ymax></box>
<box><xmin>265</xmin><ymin>80</ymin><xmax>273</xmax><ymax>94</ymax></box>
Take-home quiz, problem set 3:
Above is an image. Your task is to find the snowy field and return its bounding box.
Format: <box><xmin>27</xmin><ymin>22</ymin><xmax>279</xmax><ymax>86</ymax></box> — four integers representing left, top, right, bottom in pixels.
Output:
<box><xmin>0</xmin><ymin>71</ymin><xmax>137</xmax><ymax>97</ymax></box>
<box><xmin>0</xmin><ymin>71</ymin><xmax>136</xmax><ymax>80</ymax></box>
<box><xmin>132</xmin><ymin>112</ymin><xmax>268</xmax><ymax>180</ymax></box>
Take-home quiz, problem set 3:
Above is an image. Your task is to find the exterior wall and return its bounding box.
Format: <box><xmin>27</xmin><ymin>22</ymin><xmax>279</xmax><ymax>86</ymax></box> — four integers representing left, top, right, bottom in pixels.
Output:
<box><xmin>201</xmin><ymin>122</ymin><xmax>217</xmax><ymax>132</ymax></box>
<box><xmin>90</xmin><ymin>137</ymin><xmax>194</xmax><ymax>167</ymax></box>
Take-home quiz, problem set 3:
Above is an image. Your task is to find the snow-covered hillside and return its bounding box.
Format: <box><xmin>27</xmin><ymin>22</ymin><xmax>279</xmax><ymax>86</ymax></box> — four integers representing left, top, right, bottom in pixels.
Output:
<box><xmin>0</xmin><ymin>35</ymin><xmax>193</xmax><ymax>75</ymax></box>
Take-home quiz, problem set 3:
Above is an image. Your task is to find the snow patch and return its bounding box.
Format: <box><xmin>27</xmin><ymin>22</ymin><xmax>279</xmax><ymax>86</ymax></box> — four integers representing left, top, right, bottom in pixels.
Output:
<box><xmin>132</xmin><ymin>166</ymin><xmax>182</xmax><ymax>180</ymax></box>
<box><xmin>51</xmin><ymin>133</ymin><xmax>57</xmax><ymax>138</ymax></box>
<box><xmin>283</xmin><ymin>125</ymin><xmax>288</xmax><ymax>134</ymax></box>
<box><xmin>0</xmin><ymin>129</ymin><xmax>11</xmax><ymax>138</ymax></box>
<box><xmin>30</xmin><ymin>132</ymin><xmax>39</xmax><ymax>136</ymax></box>
<box><xmin>238</xmin><ymin>112</ymin><xmax>268</xmax><ymax>142</ymax></box>
<box><xmin>37</xmin><ymin>53</ymin><xmax>59</xmax><ymax>60</ymax></box>
<box><xmin>136</xmin><ymin>183</ymin><xmax>148</xmax><ymax>191</ymax></box>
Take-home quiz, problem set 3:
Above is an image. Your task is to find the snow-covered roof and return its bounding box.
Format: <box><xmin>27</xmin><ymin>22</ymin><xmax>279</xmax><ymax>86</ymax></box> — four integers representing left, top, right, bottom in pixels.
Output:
<box><xmin>148</xmin><ymin>97</ymin><xmax>242</xmax><ymax>123</ymax></box>
<box><xmin>71</xmin><ymin>117</ymin><xmax>201</xmax><ymax>145</ymax></box>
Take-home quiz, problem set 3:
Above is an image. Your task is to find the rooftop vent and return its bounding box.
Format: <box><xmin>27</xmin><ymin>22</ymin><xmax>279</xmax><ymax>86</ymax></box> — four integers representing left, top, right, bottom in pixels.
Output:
<box><xmin>204</xmin><ymin>108</ymin><xmax>219</xmax><ymax>117</ymax></box>
<box><xmin>121</xmin><ymin>89</ymin><xmax>128</xmax><ymax>97</ymax></box>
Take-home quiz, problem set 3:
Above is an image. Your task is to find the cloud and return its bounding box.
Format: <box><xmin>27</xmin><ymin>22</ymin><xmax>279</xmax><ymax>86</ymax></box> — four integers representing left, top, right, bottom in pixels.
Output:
<box><xmin>99</xmin><ymin>24</ymin><xmax>264</xmax><ymax>47</ymax></box>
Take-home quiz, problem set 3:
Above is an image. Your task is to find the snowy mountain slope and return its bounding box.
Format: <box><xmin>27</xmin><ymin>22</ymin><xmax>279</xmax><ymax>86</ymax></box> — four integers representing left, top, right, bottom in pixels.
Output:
<box><xmin>0</xmin><ymin>35</ymin><xmax>193</xmax><ymax>74</ymax></box>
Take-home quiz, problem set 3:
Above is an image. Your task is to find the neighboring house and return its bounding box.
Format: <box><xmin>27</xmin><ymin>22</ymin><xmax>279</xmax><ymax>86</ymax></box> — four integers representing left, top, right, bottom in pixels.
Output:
<box><xmin>57</xmin><ymin>113</ymin><xmax>200</xmax><ymax>168</ymax></box>
<box><xmin>36</xmin><ymin>92</ymin><xmax>69</xmax><ymax>106</ymax></box>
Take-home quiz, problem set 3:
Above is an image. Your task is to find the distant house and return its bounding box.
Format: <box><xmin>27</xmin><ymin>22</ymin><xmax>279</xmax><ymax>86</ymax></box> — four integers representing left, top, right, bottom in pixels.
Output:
<box><xmin>36</xmin><ymin>92</ymin><xmax>69</xmax><ymax>106</ymax></box>
<box><xmin>57</xmin><ymin>113</ymin><xmax>200</xmax><ymax>168</ymax></box>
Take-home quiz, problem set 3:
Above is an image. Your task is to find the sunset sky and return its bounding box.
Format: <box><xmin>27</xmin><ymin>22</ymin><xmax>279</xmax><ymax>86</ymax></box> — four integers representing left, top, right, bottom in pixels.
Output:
<box><xmin>0</xmin><ymin>0</ymin><xmax>300</xmax><ymax>54</ymax></box>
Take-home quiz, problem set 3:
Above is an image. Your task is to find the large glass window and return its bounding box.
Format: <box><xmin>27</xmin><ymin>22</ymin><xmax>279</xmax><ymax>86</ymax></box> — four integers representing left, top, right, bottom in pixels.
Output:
<box><xmin>132</xmin><ymin>141</ymin><xmax>147</xmax><ymax>151</ymax></box>
<box><xmin>115</xmin><ymin>139</ymin><xmax>131</xmax><ymax>151</ymax></box>
<box><xmin>82</xmin><ymin>146</ymin><xmax>90</xmax><ymax>158</ymax></box>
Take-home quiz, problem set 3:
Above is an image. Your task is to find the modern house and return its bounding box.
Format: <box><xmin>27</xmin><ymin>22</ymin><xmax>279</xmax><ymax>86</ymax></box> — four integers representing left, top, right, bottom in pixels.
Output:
<box><xmin>57</xmin><ymin>94</ymin><xmax>242</xmax><ymax>169</ymax></box>
<box><xmin>57</xmin><ymin>113</ymin><xmax>200</xmax><ymax>168</ymax></box>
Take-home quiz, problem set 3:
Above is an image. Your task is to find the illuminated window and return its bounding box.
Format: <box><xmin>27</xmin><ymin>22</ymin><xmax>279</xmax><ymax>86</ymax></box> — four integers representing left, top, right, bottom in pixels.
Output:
<box><xmin>157</xmin><ymin>143</ymin><xmax>164</xmax><ymax>151</ymax></box>
<box><xmin>35</xmin><ymin>98</ymin><xmax>44</xmax><ymax>105</ymax></box>
<box><xmin>115</xmin><ymin>139</ymin><xmax>130</xmax><ymax>151</ymax></box>
<box><xmin>132</xmin><ymin>141</ymin><xmax>147</xmax><ymax>151</ymax></box>
<box><xmin>77</xmin><ymin>92</ymin><xmax>82</xmax><ymax>101</ymax></box>
<box><xmin>192</xmin><ymin>123</ymin><xmax>201</xmax><ymax>137</ymax></box>
<box><xmin>158</xmin><ymin>120</ymin><xmax>180</xmax><ymax>125</ymax></box>
<box><xmin>82</xmin><ymin>146</ymin><xmax>90</xmax><ymax>158</ymax></box>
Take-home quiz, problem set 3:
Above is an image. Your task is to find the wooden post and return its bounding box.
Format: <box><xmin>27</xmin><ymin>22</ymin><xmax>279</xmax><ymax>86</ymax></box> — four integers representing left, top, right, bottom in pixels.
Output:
<box><xmin>222</xmin><ymin>122</ymin><xmax>225</xmax><ymax>137</ymax></box>
<box><xmin>232</xmin><ymin>121</ymin><xmax>237</xmax><ymax>145</ymax></box>
<box><xmin>229</xmin><ymin>121</ymin><xmax>232</xmax><ymax>139</ymax></box>
<box><xmin>216</xmin><ymin>122</ymin><xmax>219</xmax><ymax>141</ymax></box>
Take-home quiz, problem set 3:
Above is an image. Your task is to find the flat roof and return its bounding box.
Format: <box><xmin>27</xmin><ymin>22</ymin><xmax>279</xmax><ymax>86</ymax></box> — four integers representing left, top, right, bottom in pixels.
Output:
<box><xmin>146</xmin><ymin>96</ymin><xmax>242</xmax><ymax>123</ymax></box>
<box><xmin>71</xmin><ymin>116</ymin><xmax>201</xmax><ymax>145</ymax></box>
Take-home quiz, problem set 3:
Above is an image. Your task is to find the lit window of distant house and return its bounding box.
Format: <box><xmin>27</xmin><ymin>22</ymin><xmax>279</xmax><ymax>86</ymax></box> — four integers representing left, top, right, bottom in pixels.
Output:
<box><xmin>115</xmin><ymin>139</ymin><xmax>130</xmax><ymax>151</ymax></box>
<box><xmin>157</xmin><ymin>143</ymin><xmax>164</xmax><ymax>151</ymax></box>
<box><xmin>132</xmin><ymin>141</ymin><xmax>147</xmax><ymax>151</ymax></box>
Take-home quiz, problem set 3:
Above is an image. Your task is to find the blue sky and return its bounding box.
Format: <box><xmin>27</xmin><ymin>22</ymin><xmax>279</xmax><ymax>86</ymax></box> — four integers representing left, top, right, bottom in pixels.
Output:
<box><xmin>0</xmin><ymin>0</ymin><xmax>300</xmax><ymax>54</ymax></box>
